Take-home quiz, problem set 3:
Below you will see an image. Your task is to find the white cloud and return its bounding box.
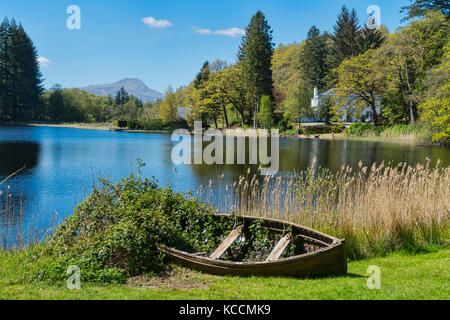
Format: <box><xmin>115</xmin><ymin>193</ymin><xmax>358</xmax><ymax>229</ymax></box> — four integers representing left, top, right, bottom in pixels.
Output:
<box><xmin>214</xmin><ymin>28</ymin><xmax>245</xmax><ymax>37</ymax></box>
<box><xmin>37</xmin><ymin>56</ymin><xmax>51</xmax><ymax>68</ymax></box>
<box><xmin>142</xmin><ymin>17</ymin><xmax>173</xmax><ymax>29</ymax></box>
<box><xmin>192</xmin><ymin>26</ymin><xmax>212</xmax><ymax>35</ymax></box>
<box><xmin>193</xmin><ymin>26</ymin><xmax>245</xmax><ymax>38</ymax></box>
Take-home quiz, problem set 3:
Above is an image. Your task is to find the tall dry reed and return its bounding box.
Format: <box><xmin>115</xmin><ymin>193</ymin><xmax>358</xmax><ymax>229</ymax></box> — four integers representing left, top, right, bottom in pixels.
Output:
<box><xmin>198</xmin><ymin>159</ymin><xmax>450</xmax><ymax>259</ymax></box>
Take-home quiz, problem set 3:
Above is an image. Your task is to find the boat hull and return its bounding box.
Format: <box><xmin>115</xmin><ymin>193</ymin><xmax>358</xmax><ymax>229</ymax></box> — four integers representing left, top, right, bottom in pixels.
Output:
<box><xmin>158</xmin><ymin>216</ymin><xmax>347</xmax><ymax>277</ymax></box>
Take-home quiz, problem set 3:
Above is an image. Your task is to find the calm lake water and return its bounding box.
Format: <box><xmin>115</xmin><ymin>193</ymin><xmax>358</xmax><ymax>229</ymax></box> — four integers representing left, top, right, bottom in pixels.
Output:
<box><xmin>1</xmin><ymin>125</ymin><xmax>449</xmax><ymax>243</ymax></box>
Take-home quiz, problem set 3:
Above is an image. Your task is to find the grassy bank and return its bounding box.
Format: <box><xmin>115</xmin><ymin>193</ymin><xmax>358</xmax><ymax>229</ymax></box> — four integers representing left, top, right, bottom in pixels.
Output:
<box><xmin>1</xmin><ymin>121</ymin><xmax>439</xmax><ymax>146</ymax></box>
<box><xmin>343</xmin><ymin>123</ymin><xmax>439</xmax><ymax>144</ymax></box>
<box><xmin>0</xmin><ymin>162</ymin><xmax>449</xmax><ymax>300</ymax></box>
<box><xmin>1</xmin><ymin>247</ymin><xmax>448</xmax><ymax>300</ymax></box>
<box><xmin>0</xmin><ymin>121</ymin><xmax>172</xmax><ymax>134</ymax></box>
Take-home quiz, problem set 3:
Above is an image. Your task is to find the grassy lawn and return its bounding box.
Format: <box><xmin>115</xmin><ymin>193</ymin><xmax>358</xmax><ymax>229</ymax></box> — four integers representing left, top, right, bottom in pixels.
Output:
<box><xmin>0</xmin><ymin>248</ymin><xmax>448</xmax><ymax>300</ymax></box>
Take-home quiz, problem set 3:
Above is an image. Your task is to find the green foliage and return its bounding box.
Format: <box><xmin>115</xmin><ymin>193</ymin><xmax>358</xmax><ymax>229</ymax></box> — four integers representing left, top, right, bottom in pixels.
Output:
<box><xmin>114</xmin><ymin>87</ymin><xmax>129</xmax><ymax>106</ymax></box>
<box><xmin>317</xmin><ymin>96</ymin><xmax>335</xmax><ymax>124</ymax></box>
<box><xmin>225</xmin><ymin>220</ymin><xmax>275</xmax><ymax>262</ymax></box>
<box><xmin>331</xmin><ymin>6</ymin><xmax>361</xmax><ymax>67</ymax></box>
<box><xmin>283</xmin><ymin>79</ymin><xmax>313</xmax><ymax>123</ymax></box>
<box><xmin>402</xmin><ymin>0</ymin><xmax>450</xmax><ymax>20</ymax></box>
<box><xmin>346</xmin><ymin>123</ymin><xmax>382</xmax><ymax>136</ymax></box>
<box><xmin>41</xmin><ymin>165</ymin><xmax>237</xmax><ymax>283</ymax></box>
<box><xmin>345</xmin><ymin>123</ymin><xmax>434</xmax><ymax>142</ymax></box>
<box><xmin>382</xmin><ymin>11</ymin><xmax>449</xmax><ymax>124</ymax></box>
<box><xmin>335</xmin><ymin>49</ymin><xmax>387</xmax><ymax>125</ymax></box>
<box><xmin>302</xmin><ymin>26</ymin><xmax>332</xmax><ymax>89</ymax></box>
<box><xmin>194</xmin><ymin>61</ymin><xmax>210</xmax><ymax>90</ymax></box>
<box><xmin>303</xmin><ymin>125</ymin><xmax>333</xmax><ymax>135</ymax></box>
<box><xmin>357</xmin><ymin>26</ymin><xmax>386</xmax><ymax>53</ymax></box>
<box><xmin>0</xmin><ymin>18</ymin><xmax>43</xmax><ymax>120</ymax></box>
<box><xmin>159</xmin><ymin>86</ymin><xmax>179</xmax><ymax>126</ymax></box>
<box><xmin>258</xmin><ymin>95</ymin><xmax>274</xmax><ymax>129</ymax></box>
<box><xmin>238</xmin><ymin>11</ymin><xmax>274</xmax><ymax>101</ymax></box>
<box><xmin>272</xmin><ymin>43</ymin><xmax>304</xmax><ymax>95</ymax></box>
<box><xmin>419</xmin><ymin>44</ymin><xmax>450</xmax><ymax>144</ymax></box>
<box><xmin>41</xmin><ymin>88</ymin><xmax>143</xmax><ymax>123</ymax></box>
<box><xmin>276</xmin><ymin>118</ymin><xmax>289</xmax><ymax>132</ymax></box>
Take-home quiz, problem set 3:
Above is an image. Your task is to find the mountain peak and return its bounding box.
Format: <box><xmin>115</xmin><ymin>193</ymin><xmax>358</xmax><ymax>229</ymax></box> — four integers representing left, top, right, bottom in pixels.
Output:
<box><xmin>80</xmin><ymin>78</ymin><xmax>163</xmax><ymax>103</ymax></box>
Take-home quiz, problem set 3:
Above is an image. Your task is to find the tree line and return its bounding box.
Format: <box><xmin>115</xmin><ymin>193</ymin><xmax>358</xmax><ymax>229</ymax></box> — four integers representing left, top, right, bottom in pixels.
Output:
<box><xmin>0</xmin><ymin>18</ymin><xmax>43</xmax><ymax>120</ymax></box>
<box><xmin>1</xmin><ymin>0</ymin><xmax>448</xmax><ymax>142</ymax></box>
<box><xmin>157</xmin><ymin>0</ymin><xmax>448</xmax><ymax>143</ymax></box>
<box><xmin>42</xmin><ymin>86</ymin><xmax>153</xmax><ymax>123</ymax></box>
<box><xmin>0</xmin><ymin>18</ymin><xmax>161</xmax><ymax>123</ymax></box>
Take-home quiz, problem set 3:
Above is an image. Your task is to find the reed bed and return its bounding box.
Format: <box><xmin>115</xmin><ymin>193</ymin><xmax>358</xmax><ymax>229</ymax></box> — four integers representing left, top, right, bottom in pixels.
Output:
<box><xmin>0</xmin><ymin>189</ymin><xmax>60</xmax><ymax>251</ymax></box>
<box><xmin>2</xmin><ymin>160</ymin><xmax>449</xmax><ymax>260</ymax></box>
<box><xmin>0</xmin><ymin>191</ymin><xmax>56</xmax><ymax>251</ymax></box>
<box><xmin>197</xmin><ymin>159</ymin><xmax>450</xmax><ymax>259</ymax></box>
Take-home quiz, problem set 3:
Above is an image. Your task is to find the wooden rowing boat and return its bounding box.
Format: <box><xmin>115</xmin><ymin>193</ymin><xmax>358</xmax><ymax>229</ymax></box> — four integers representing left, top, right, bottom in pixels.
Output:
<box><xmin>157</xmin><ymin>215</ymin><xmax>347</xmax><ymax>277</ymax></box>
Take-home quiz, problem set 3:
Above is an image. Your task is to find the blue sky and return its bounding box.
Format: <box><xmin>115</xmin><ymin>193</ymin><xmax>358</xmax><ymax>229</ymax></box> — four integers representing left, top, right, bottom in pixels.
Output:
<box><xmin>1</xmin><ymin>0</ymin><xmax>409</xmax><ymax>93</ymax></box>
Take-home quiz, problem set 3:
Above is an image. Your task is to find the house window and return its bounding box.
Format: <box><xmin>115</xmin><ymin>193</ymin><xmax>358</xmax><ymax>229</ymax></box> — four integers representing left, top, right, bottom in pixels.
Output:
<box><xmin>366</xmin><ymin>111</ymin><xmax>373</xmax><ymax>119</ymax></box>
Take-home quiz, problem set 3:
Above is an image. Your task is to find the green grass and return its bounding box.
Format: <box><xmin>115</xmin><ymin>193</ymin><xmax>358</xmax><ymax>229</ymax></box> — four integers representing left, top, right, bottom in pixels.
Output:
<box><xmin>1</xmin><ymin>248</ymin><xmax>448</xmax><ymax>300</ymax></box>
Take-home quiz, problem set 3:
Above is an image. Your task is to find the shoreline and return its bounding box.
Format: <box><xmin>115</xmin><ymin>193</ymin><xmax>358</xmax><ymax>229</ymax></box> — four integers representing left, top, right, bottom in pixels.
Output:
<box><xmin>0</xmin><ymin>121</ymin><xmax>171</xmax><ymax>134</ymax></box>
<box><xmin>0</xmin><ymin>121</ymin><xmax>436</xmax><ymax>146</ymax></box>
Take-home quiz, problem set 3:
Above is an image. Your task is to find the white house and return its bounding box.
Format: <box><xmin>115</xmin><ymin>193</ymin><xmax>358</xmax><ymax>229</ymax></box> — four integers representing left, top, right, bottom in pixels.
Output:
<box><xmin>310</xmin><ymin>87</ymin><xmax>382</xmax><ymax>123</ymax></box>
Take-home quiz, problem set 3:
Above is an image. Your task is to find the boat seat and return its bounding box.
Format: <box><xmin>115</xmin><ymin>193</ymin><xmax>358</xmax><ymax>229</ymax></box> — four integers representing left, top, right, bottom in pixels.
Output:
<box><xmin>266</xmin><ymin>233</ymin><xmax>292</xmax><ymax>262</ymax></box>
<box><xmin>210</xmin><ymin>226</ymin><xmax>243</xmax><ymax>260</ymax></box>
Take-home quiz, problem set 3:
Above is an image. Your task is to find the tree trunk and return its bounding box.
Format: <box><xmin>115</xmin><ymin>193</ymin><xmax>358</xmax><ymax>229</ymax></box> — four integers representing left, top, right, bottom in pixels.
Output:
<box><xmin>404</xmin><ymin>58</ymin><xmax>417</xmax><ymax>123</ymax></box>
<box><xmin>409</xmin><ymin>102</ymin><xmax>417</xmax><ymax>123</ymax></box>
<box><xmin>371</xmin><ymin>102</ymin><xmax>379</xmax><ymax>126</ymax></box>
<box><xmin>222</xmin><ymin>105</ymin><xmax>229</xmax><ymax>128</ymax></box>
<box><xmin>214</xmin><ymin>116</ymin><xmax>219</xmax><ymax>129</ymax></box>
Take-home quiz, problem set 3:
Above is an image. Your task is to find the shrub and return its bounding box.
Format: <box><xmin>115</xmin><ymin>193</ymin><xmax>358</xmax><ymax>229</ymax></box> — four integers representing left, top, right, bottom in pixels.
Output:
<box><xmin>117</xmin><ymin>120</ymin><xmax>128</xmax><ymax>128</ymax></box>
<box><xmin>277</xmin><ymin>119</ymin><xmax>289</xmax><ymax>132</ymax></box>
<box><xmin>346</xmin><ymin>123</ymin><xmax>377</xmax><ymax>136</ymax></box>
<box><xmin>330</xmin><ymin>123</ymin><xmax>345</xmax><ymax>133</ymax></box>
<box><xmin>303</xmin><ymin>125</ymin><xmax>332</xmax><ymax>135</ymax></box>
<box><xmin>40</xmin><ymin>164</ymin><xmax>237</xmax><ymax>283</ymax></box>
<box><xmin>258</xmin><ymin>95</ymin><xmax>275</xmax><ymax>129</ymax></box>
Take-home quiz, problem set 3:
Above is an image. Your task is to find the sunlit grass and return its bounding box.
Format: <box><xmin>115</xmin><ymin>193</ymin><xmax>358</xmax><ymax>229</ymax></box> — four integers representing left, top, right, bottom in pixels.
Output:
<box><xmin>1</xmin><ymin>247</ymin><xmax>448</xmax><ymax>300</ymax></box>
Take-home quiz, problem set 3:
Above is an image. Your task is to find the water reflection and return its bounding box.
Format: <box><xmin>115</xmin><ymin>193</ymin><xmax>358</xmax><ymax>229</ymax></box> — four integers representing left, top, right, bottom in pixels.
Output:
<box><xmin>0</xmin><ymin>125</ymin><xmax>449</xmax><ymax>244</ymax></box>
<box><xmin>0</xmin><ymin>142</ymin><xmax>40</xmax><ymax>175</ymax></box>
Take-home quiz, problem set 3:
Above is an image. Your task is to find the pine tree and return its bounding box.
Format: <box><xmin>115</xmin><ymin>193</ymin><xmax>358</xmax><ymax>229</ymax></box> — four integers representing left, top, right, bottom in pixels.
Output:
<box><xmin>15</xmin><ymin>24</ymin><xmax>43</xmax><ymax>119</ymax></box>
<box><xmin>115</xmin><ymin>87</ymin><xmax>129</xmax><ymax>105</ymax></box>
<box><xmin>302</xmin><ymin>26</ymin><xmax>331</xmax><ymax>89</ymax></box>
<box><xmin>238</xmin><ymin>11</ymin><xmax>274</xmax><ymax>126</ymax></box>
<box><xmin>47</xmin><ymin>88</ymin><xmax>65</xmax><ymax>121</ymax></box>
<box><xmin>0</xmin><ymin>18</ymin><xmax>10</xmax><ymax>119</ymax></box>
<box><xmin>358</xmin><ymin>26</ymin><xmax>385</xmax><ymax>53</ymax></box>
<box><xmin>331</xmin><ymin>6</ymin><xmax>361</xmax><ymax>67</ymax></box>
<box><xmin>402</xmin><ymin>0</ymin><xmax>450</xmax><ymax>21</ymax></box>
<box><xmin>0</xmin><ymin>18</ymin><xmax>43</xmax><ymax>120</ymax></box>
<box><xmin>194</xmin><ymin>61</ymin><xmax>210</xmax><ymax>89</ymax></box>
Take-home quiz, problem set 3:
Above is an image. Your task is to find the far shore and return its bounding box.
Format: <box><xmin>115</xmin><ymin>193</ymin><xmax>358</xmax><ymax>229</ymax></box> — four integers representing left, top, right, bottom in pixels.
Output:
<box><xmin>0</xmin><ymin>121</ymin><xmax>428</xmax><ymax>145</ymax></box>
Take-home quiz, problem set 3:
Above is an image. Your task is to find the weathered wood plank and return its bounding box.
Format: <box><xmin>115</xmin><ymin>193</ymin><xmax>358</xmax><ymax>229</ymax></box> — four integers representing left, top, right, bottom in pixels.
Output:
<box><xmin>266</xmin><ymin>234</ymin><xmax>291</xmax><ymax>262</ymax></box>
<box><xmin>210</xmin><ymin>226</ymin><xmax>243</xmax><ymax>260</ymax></box>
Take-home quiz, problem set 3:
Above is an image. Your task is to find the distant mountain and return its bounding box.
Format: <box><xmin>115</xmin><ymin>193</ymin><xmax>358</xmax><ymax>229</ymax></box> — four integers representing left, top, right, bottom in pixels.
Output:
<box><xmin>80</xmin><ymin>78</ymin><xmax>164</xmax><ymax>103</ymax></box>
